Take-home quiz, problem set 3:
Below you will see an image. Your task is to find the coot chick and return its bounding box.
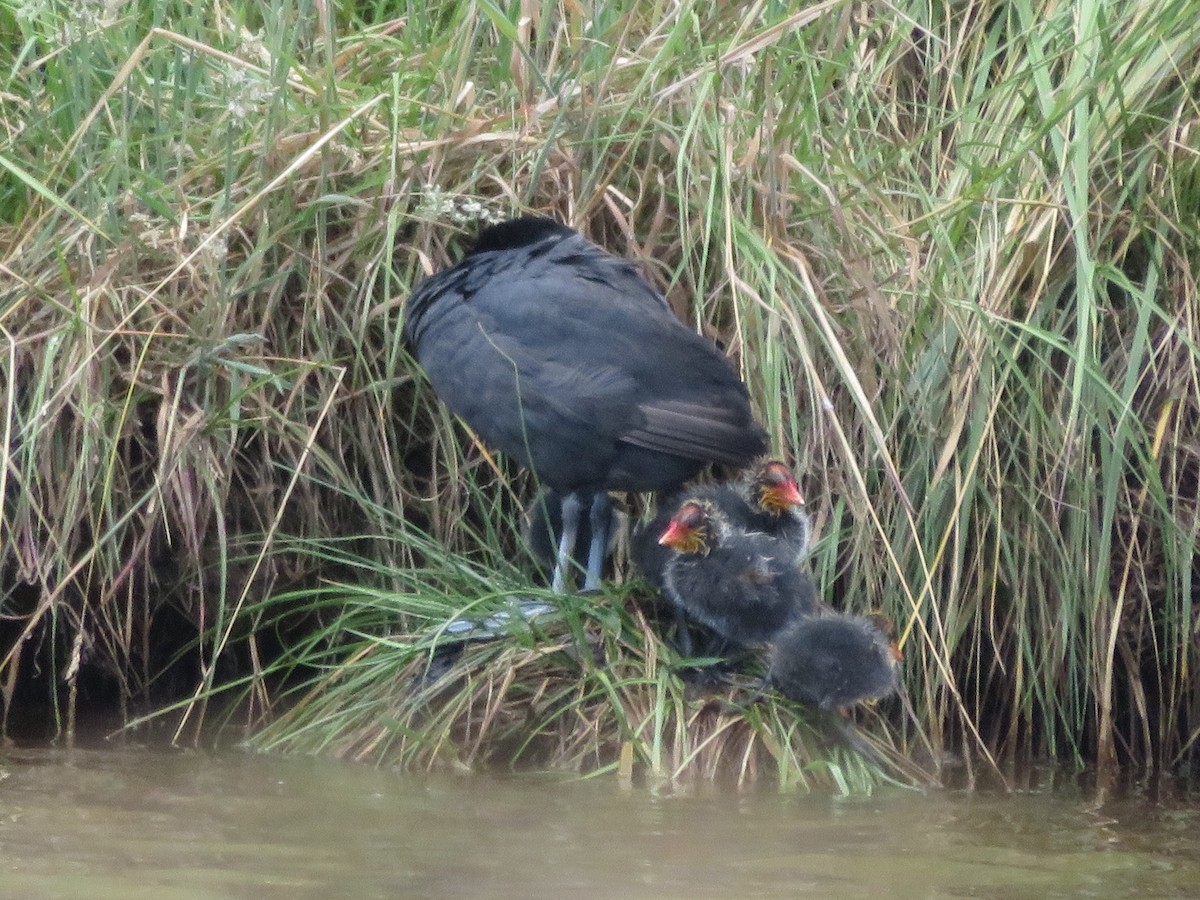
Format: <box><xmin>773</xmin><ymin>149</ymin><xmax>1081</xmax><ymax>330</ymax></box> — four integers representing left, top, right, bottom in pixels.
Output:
<box><xmin>732</xmin><ymin>460</ymin><xmax>811</xmax><ymax>564</ymax></box>
<box><xmin>655</xmin><ymin>498</ymin><xmax>818</xmax><ymax>653</ymax></box>
<box><xmin>403</xmin><ymin>217</ymin><xmax>767</xmax><ymax>592</ymax></box>
<box><xmin>767</xmin><ymin>613</ymin><xmax>901</xmax><ymax>711</ymax></box>
<box><xmin>630</xmin><ymin>459</ymin><xmax>810</xmax><ymax>590</ymax></box>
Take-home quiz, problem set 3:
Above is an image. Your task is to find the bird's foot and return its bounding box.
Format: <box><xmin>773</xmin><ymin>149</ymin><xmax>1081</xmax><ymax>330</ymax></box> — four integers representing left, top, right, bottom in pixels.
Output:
<box><xmin>678</xmin><ymin>662</ymin><xmax>736</xmax><ymax>699</ymax></box>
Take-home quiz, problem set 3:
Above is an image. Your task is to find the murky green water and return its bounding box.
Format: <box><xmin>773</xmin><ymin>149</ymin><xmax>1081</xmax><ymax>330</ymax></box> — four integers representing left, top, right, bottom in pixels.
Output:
<box><xmin>2</xmin><ymin>747</ymin><xmax>1199</xmax><ymax>899</ymax></box>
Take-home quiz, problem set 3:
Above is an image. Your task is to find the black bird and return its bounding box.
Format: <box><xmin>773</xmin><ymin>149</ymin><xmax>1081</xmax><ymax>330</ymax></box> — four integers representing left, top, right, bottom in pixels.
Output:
<box><xmin>731</xmin><ymin>460</ymin><xmax>811</xmax><ymax>565</ymax></box>
<box><xmin>403</xmin><ymin>217</ymin><xmax>766</xmax><ymax>591</ymax></box>
<box><xmin>650</xmin><ymin>498</ymin><xmax>818</xmax><ymax>654</ymax></box>
<box><xmin>631</xmin><ymin>458</ymin><xmax>810</xmax><ymax>590</ymax></box>
<box><xmin>766</xmin><ymin>613</ymin><xmax>901</xmax><ymax>711</ymax></box>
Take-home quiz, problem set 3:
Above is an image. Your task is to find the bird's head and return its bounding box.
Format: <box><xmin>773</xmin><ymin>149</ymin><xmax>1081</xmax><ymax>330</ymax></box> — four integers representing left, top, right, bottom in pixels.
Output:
<box><xmin>657</xmin><ymin>500</ymin><xmax>722</xmax><ymax>556</ymax></box>
<box><xmin>866</xmin><ymin>612</ymin><xmax>904</xmax><ymax>662</ymax></box>
<box><xmin>751</xmin><ymin>460</ymin><xmax>804</xmax><ymax>516</ymax></box>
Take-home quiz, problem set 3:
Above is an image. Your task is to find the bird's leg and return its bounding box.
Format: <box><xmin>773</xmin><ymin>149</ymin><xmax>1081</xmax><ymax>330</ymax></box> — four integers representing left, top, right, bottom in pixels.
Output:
<box><xmin>552</xmin><ymin>492</ymin><xmax>584</xmax><ymax>594</ymax></box>
<box><xmin>743</xmin><ymin>676</ymin><xmax>771</xmax><ymax>707</ymax></box>
<box><xmin>672</xmin><ymin>605</ymin><xmax>694</xmax><ymax>657</ymax></box>
<box><xmin>582</xmin><ymin>491</ymin><xmax>612</xmax><ymax>592</ymax></box>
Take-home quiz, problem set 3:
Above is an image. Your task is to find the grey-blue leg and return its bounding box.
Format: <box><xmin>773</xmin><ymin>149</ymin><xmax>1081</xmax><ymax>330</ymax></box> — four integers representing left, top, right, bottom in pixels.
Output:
<box><xmin>582</xmin><ymin>491</ymin><xmax>612</xmax><ymax>591</ymax></box>
<box><xmin>552</xmin><ymin>492</ymin><xmax>584</xmax><ymax>593</ymax></box>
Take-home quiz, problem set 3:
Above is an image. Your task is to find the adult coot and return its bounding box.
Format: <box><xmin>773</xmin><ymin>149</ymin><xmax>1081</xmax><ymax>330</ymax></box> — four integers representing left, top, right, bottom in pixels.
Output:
<box><xmin>404</xmin><ymin>217</ymin><xmax>766</xmax><ymax>591</ymax></box>
<box><xmin>767</xmin><ymin>613</ymin><xmax>901</xmax><ymax>711</ymax></box>
<box><xmin>649</xmin><ymin>498</ymin><xmax>818</xmax><ymax>654</ymax></box>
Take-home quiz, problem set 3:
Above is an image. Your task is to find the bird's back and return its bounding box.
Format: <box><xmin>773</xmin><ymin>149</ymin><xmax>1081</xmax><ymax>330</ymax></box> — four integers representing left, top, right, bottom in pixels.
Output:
<box><xmin>737</xmin><ymin>504</ymin><xmax>811</xmax><ymax>563</ymax></box>
<box><xmin>769</xmin><ymin>615</ymin><xmax>898</xmax><ymax>709</ymax></box>
<box><xmin>663</xmin><ymin>530</ymin><xmax>813</xmax><ymax>646</ymax></box>
<box><xmin>403</xmin><ymin>219</ymin><xmax>766</xmax><ymax>493</ymax></box>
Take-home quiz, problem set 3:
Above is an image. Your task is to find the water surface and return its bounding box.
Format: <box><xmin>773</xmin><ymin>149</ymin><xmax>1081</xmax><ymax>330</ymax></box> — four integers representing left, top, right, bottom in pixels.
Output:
<box><xmin>2</xmin><ymin>747</ymin><xmax>1198</xmax><ymax>898</ymax></box>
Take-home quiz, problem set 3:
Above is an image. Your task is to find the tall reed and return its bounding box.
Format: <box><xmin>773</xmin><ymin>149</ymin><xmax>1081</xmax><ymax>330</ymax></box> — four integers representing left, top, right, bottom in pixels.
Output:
<box><xmin>1</xmin><ymin>0</ymin><xmax>1197</xmax><ymax>786</ymax></box>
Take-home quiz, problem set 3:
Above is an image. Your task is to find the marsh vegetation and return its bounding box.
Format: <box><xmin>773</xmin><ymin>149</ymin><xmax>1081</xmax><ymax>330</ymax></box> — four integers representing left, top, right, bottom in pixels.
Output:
<box><xmin>2</xmin><ymin>0</ymin><xmax>1198</xmax><ymax>791</ymax></box>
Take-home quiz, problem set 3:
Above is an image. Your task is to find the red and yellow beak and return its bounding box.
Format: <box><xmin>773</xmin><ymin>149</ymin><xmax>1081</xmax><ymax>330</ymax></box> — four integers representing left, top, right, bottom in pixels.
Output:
<box><xmin>662</xmin><ymin>520</ymin><xmax>691</xmax><ymax>549</ymax></box>
<box><xmin>658</xmin><ymin>519</ymin><xmax>695</xmax><ymax>550</ymax></box>
<box><xmin>762</xmin><ymin>479</ymin><xmax>804</xmax><ymax>510</ymax></box>
<box><xmin>657</xmin><ymin>505</ymin><xmax>709</xmax><ymax>555</ymax></box>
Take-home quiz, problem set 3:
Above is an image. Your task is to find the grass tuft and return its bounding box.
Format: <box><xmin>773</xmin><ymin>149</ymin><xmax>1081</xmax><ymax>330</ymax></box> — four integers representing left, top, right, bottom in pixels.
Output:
<box><xmin>2</xmin><ymin>0</ymin><xmax>1199</xmax><ymax>786</ymax></box>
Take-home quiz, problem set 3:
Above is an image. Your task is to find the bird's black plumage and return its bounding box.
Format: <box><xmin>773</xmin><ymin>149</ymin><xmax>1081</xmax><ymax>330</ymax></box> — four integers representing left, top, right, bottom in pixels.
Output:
<box><xmin>731</xmin><ymin>460</ymin><xmax>811</xmax><ymax>565</ymax></box>
<box><xmin>651</xmin><ymin>499</ymin><xmax>818</xmax><ymax>650</ymax></box>
<box><xmin>404</xmin><ymin>217</ymin><xmax>767</xmax><ymax>590</ymax></box>
<box><xmin>632</xmin><ymin>484</ymin><xmax>748</xmax><ymax>591</ymax></box>
<box><xmin>631</xmin><ymin>459</ymin><xmax>811</xmax><ymax>590</ymax></box>
<box><xmin>767</xmin><ymin>614</ymin><xmax>900</xmax><ymax>711</ymax></box>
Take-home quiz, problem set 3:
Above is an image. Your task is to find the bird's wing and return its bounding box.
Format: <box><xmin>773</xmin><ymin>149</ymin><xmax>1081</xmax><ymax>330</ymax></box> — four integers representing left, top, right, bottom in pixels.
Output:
<box><xmin>483</xmin><ymin>335</ymin><xmax>636</xmax><ymax>434</ymax></box>
<box><xmin>485</xmin><ymin>330</ymin><xmax>763</xmax><ymax>467</ymax></box>
<box><xmin>406</xmin><ymin>230</ymin><xmax>764</xmax><ymax>466</ymax></box>
<box><xmin>500</xmin><ymin>264</ymin><xmax>764</xmax><ymax>464</ymax></box>
<box><xmin>625</xmin><ymin>401</ymin><xmax>766</xmax><ymax>466</ymax></box>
